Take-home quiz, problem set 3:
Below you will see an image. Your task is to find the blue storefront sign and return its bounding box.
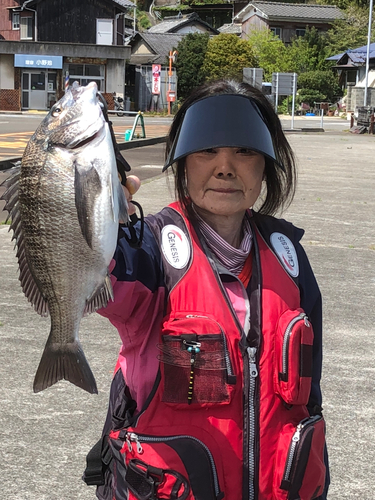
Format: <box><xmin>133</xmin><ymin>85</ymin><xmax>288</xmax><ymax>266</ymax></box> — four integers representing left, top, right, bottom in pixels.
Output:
<box><xmin>14</xmin><ymin>54</ymin><xmax>63</xmax><ymax>69</ymax></box>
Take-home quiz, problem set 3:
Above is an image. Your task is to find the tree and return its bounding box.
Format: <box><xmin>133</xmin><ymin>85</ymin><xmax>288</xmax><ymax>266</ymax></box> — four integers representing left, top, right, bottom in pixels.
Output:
<box><xmin>286</xmin><ymin>28</ymin><xmax>331</xmax><ymax>73</ymax></box>
<box><xmin>325</xmin><ymin>5</ymin><xmax>375</xmax><ymax>56</ymax></box>
<box><xmin>174</xmin><ymin>33</ymin><xmax>210</xmax><ymax>100</ymax></box>
<box><xmin>297</xmin><ymin>70</ymin><xmax>343</xmax><ymax>105</ymax></box>
<box><xmin>246</xmin><ymin>29</ymin><xmax>289</xmax><ymax>81</ymax></box>
<box><xmin>202</xmin><ymin>33</ymin><xmax>257</xmax><ymax>81</ymax></box>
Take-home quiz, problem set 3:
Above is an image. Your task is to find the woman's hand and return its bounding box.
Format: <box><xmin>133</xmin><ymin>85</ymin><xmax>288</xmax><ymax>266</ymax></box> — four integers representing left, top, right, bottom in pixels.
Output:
<box><xmin>123</xmin><ymin>175</ymin><xmax>141</xmax><ymax>216</ymax></box>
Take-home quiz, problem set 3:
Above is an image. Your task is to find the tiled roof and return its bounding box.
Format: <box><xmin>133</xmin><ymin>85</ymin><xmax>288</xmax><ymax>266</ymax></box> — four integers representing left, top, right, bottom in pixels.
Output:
<box><xmin>148</xmin><ymin>12</ymin><xmax>218</xmax><ymax>34</ymax></box>
<box><xmin>328</xmin><ymin>43</ymin><xmax>375</xmax><ymax>65</ymax></box>
<box><xmin>218</xmin><ymin>23</ymin><xmax>242</xmax><ymax>34</ymax></box>
<box><xmin>130</xmin><ymin>33</ymin><xmax>184</xmax><ymax>65</ymax></box>
<box><xmin>235</xmin><ymin>1</ymin><xmax>344</xmax><ymax>22</ymax></box>
<box><xmin>113</xmin><ymin>0</ymin><xmax>135</xmax><ymax>8</ymax></box>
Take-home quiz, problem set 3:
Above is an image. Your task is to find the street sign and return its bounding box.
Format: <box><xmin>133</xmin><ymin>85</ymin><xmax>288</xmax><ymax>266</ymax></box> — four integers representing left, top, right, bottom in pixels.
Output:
<box><xmin>272</xmin><ymin>72</ymin><xmax>297</xmax><ymax>96</ymax></box>
<box><xmin>167</xmin><ymin>90</ymin><xmax>176</xmax><ymax>103</ymax></box>
<box><xmin>272</xmin><ymin>72</ymin><xmax>298</xmax><ymax>129</ymax></box>
<box><xmin>14</xmin><ymin>54</ymin><xmax>63</xmax><ymax>69</ymax></box>
<box><xmin>243</xmin><ymin>68</ymin><xmax>263</xmax><ymax>89</ymax></box>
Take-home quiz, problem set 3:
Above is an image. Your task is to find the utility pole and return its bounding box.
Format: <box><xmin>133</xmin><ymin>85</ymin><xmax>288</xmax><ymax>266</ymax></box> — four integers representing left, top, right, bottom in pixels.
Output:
<box><xmin>167</xmin><ymin>50</ymin><xmax>177</xmax><ymax>115</ymax></box>
<box><xmin>364</xmin><ymin>0</ymin><xmax>373</xmax><ymax>106</ymax></box>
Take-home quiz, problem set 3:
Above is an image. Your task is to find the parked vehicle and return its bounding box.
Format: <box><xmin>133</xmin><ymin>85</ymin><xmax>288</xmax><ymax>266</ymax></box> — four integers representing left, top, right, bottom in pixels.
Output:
<box><xmin>113</xmin><ymin>92</ymin><xmax>124</xmax><ymax>117</ymax></box>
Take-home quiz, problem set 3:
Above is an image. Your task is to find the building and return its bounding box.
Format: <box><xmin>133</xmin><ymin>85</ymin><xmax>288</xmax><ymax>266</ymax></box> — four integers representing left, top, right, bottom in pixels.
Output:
<box><xmin>328</xmin><ymin>43</ymin><xmax>375</xmax><ymax>88</ymax></box>
<box><xmin>148</xmin><ymin>12</ymin><xmax>219</xmax><ymax>35</ymax></box>
<box><xmin>328</xmin><ymin>43</ymin><xmax>375</xmax><ymax>110</ymax></box>
<box><xmin>0</xmin><ymin>0</ymin><xmax>134</xmax><ymax>111</ymax></box>
<box><xmin>233</xmin><ymin>1</ymin><xmax>344</xmax><ymax>43</ymax></box>
<box><xmin>128</xmin><ymin>32</ymin><xmax>182</xmax><ymax>111</ymax></box>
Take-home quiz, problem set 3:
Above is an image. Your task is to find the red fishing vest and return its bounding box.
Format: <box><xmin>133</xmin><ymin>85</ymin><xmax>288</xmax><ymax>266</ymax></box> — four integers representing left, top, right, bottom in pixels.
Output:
<box><xmin>107</xmin><ymin>203</ymin><xmax>326</xmax><ymax>500</ymax></box>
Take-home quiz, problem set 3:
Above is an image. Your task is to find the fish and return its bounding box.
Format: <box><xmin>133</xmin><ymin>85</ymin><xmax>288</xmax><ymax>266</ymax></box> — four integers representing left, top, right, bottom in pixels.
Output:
<box><xmin>0</xmin><ymin>81</ymin><xmax>128</xmax><ymax>394</ymax></box>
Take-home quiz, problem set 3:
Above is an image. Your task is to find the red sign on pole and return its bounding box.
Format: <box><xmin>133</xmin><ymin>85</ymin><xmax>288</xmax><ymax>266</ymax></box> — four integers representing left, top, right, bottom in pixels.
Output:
<box><xmin>167</xmin><ymin>90</ymin><xmax>176</xmax><ymax>102</ymax></box>
<box><xmin>152</xmin><ymin>64</ymin><xmax>161</xmax><ymax>95</ymax></box>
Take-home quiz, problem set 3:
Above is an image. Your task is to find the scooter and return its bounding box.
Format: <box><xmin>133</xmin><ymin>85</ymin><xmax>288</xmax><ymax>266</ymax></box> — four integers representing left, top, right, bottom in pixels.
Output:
<box><xmin>113</xmin><ymin>92</ymin><xmax>124</xmax><ymax>117</ymax></box>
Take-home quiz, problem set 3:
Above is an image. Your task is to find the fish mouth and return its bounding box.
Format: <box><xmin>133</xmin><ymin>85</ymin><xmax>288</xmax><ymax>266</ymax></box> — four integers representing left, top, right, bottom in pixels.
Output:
<box><xmin>66</xmin><ymin>122</ymin><xmax>105</xmax><ymax>150</ymax></box>
<box><xmin>70</xmin><ymin>127</ymin><xmax>104</xmax><ymax>149</ymax></box>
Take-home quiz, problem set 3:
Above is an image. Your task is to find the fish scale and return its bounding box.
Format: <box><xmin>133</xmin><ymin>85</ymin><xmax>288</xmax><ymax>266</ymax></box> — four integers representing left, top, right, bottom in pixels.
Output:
<box><xmin>1</xmin><ymin>81</ymin><xmax>129</xmax><ymax>394</ymax></box>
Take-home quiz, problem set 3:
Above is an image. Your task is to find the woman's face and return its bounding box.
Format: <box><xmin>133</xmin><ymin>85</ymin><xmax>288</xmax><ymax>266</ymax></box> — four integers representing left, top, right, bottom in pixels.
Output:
<box><xmin>185</xmin><ymin>147</ymin><xmax>265</xmax><ymax>218</ymax></box>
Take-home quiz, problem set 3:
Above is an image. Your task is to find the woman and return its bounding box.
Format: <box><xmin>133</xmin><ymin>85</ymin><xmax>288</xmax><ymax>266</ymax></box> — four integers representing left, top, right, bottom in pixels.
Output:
<box><xmin>84</xmin><ymin>79</ymin><xmax>329</xmax><ymax>500</ymax></box>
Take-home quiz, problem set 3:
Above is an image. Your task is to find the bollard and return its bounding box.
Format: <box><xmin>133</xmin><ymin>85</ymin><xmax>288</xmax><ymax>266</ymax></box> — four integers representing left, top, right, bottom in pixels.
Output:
<box><xmin>350</xmin><ymin>113</ymin><xmax>354</xmax><ymax>128</ymax></box>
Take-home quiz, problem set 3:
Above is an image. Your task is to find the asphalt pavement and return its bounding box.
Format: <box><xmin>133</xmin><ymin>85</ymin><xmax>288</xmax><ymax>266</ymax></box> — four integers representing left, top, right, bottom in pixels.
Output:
<box><xmin>1</xmin><ymin>125</ymin><xmax>375</xmax><ymax>499</ymax></box>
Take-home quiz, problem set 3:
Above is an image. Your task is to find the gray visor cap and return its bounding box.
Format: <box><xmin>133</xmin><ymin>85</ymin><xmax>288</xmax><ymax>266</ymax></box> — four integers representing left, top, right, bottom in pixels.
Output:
<box><xmin>163</xmin><ymin>94</ymin><xmax>284</xmax><ymax>171</ymax></box>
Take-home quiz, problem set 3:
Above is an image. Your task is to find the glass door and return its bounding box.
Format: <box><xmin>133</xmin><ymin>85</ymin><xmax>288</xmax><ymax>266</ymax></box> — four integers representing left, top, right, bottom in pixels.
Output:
<box><xmin>29</xmin><ymin>72</ymin><xmax>47</xmax><ymax>110</ymax></box>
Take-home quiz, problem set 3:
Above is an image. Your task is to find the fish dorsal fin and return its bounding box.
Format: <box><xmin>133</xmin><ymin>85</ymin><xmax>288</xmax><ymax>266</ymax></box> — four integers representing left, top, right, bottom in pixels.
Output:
<box><xmin>83</xmin><ymin>273</ymin><xmax>114</xmax><ymax>315</ymax></box>
<box><xmin>1</xmin><ymin>165</ymin><xmax>49</xmax><ymax>317</ymax></box>
<box><xmin>74</xmin><ymin>160</ymin><xmax>102</xmax><ymax>250</ymax></box>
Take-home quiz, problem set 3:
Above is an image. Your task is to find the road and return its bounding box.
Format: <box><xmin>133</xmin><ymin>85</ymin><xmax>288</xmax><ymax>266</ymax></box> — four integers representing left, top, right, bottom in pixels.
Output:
<box><xmin>0</xmin><ymin>114</ymin><xmax>173</xmax><ymax>162</ymax></box>
<box><xmin>1</xmin><ymin>129</ymin><xmax>375</xmax><ymax>498</ymax></box>
<box><xmin>0</xmin><ymin>113</ymin><xmax>350</xmax><ymax>162</ymax></box>
<box><xmin>0</xmin><ymin>112</ymin><xmax>352</xmax><ymax>224</ymax></box>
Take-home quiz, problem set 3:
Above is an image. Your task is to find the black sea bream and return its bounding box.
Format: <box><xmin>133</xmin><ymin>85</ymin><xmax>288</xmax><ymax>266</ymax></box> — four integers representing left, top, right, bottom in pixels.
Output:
<box><xmin>1</xmin><ymin>82</ymin><xmax>128</xmax><ymax>394</ymax></box>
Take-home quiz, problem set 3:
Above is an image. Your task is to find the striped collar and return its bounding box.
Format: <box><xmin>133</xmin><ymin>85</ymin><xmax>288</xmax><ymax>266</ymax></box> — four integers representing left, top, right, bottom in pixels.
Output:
<box><xmin>192</xmin><ymin>206</ymin><xmax>252</xmax><ymax>275</ymax></box>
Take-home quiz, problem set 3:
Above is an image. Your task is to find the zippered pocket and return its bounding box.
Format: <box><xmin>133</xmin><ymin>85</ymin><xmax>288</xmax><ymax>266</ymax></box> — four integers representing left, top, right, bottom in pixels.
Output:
<box><xmin>273</xmin><ymin>415</ymin><xmax>326</xmax><ymax>500</ymax></box>
<box><xmin>117</xmin><ymin>430</ymin><xmax>223</xmax><ymax>500</ymax></box>
<box><xmin>159</xmin><ymin>314</ymin><xmax>236</xmax><ymax>405</ymax></box>
<box><xmin>274</xmin><ymin>309</ymin><xmax>314</xmax><ymax>405</ymax></box>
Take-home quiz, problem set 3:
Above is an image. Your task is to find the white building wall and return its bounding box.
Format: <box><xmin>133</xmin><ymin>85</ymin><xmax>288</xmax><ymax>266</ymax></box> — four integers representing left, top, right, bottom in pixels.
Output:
<box><xmin>176</xmin><ymin>24</ymin><xmax>210</xmax><ymax>34</ymax></box>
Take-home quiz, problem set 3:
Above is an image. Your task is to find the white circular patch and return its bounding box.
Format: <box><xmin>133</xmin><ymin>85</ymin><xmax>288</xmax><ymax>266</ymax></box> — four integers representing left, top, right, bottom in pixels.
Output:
<box><xmin>161</xmin><ymin>225</ymin><xmax>190</xmax><ymax>269</ymax></box>
<box><xmin>270</xmin><ymin>232</ymin><xmax>299</xmax><ymax>278</ymax></box>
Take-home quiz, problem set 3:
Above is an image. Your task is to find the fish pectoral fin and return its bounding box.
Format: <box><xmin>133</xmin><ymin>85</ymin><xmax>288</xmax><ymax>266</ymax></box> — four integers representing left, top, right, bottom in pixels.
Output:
<box><xmin>116</xmin><ymin>179</ymin><xmax>129</xmax><ymax>224</ymax></box>
<box><xmin>74</xmin><ymin>160</ymin><xmax>102</xmax><ymax>249</ymax></box>
<box><xmin>84</xmin><ymin>273</ymin><xmax>114</xmax><ymax>315</ymax></box>
<box><xmin>33</xmin><ymin>338</ymin><xmax>98</xmax><ymax>394</ymax></box>
<box><xmin>1</xmin><ymin>163</ymin><xmax>49</xmax><ymax>317</ymax></box>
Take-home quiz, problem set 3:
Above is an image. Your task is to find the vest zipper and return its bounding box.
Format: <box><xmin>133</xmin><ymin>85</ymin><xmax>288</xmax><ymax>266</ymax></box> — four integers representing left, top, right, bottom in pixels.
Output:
<box><xmin>184</xmin><ymin>314</ymin><xmax>235</xmax><ymax>379</ymax></box>
<box><xmin>202</xmin><ymin>265</ymin><xmax>259</xmax><ymax>500</ymax></box>
<box><xmin>246</xmin><ymin>346</ymin><xmax>258</xmax><ymax>500</ymax></box>
<box><xmin>281</xmin><ymin>313</ymin><xmax>310</xmax><ymax>379</ymax></box>
<box><xmin>282</xmin><ymin>415</ymin><xmax>322</xmax><ymax>484</ymax></box>
<box><xmin>126</xmin><ymin>431</ymin><xmax>221</xmax><ymax>497</ymax></box>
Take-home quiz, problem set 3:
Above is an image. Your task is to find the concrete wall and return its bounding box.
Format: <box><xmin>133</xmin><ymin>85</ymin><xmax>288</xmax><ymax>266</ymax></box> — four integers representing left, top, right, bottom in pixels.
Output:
<box><xmin>347</xmin><ymin>84</ymin><xmax>375</xmax><ymax>111</ymax></box>
<box><xmin>0</xmin><ymin>40</ymin><xmax>131</xmax><ymax>60</ymax></box>
<box><xmin>0</xmin><ymin>54</ymin><xmax>14</xmax><ymax>89</ymax></box>
<box><xmin>106</xmin><ymin>59</ymin><xmax>126</xmax><ymax>96</ymax></box>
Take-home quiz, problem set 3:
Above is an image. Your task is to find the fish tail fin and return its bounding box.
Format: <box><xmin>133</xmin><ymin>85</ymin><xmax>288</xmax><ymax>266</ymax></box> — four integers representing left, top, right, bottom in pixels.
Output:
<box><xmin>33</xmin><ymin>339</ymin><xmax>98</xmax><ymax>394</ymax></box>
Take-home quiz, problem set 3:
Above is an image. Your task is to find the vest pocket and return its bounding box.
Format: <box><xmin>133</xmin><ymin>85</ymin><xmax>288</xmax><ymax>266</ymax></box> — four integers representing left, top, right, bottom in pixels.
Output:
<box><xmin>273</xmin><ymin>415</ymin><xmax>326</xmax><ymax>500</ymax></box>
<box><xmin>159</xmin><ymin>315</ymin><xmax>235</xmax><ymax>405</ymax></box>
<box><xmin>274</xmin><ymin>309</ymin><xmax>314</xmax><ymax>405</ymax></box>
<box><xmin>117</xmin><ymin>431</ymin><xmax>223</xmax><ymax>500</ymax></box>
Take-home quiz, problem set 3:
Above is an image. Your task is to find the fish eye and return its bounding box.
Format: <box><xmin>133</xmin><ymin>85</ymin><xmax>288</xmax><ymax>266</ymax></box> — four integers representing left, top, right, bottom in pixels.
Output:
<box><xmin>51</xmin><ymin>107</ymin><xmax>62</xmax><ymax>117</ymax></box>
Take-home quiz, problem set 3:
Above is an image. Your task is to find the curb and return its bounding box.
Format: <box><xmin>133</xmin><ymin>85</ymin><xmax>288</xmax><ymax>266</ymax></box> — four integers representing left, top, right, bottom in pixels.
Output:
<box><xmin>284</xmin><ymin>128</ymin><xmax>325</xmax><ymax>133</ymax></box>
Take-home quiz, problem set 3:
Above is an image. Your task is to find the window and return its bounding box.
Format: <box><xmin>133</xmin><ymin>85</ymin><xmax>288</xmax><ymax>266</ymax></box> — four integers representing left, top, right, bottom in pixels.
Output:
<box><xmin>296</xmin><ymin>28</ymin><xmax>306</xmax><ymax>37</ymax></box>
<box><xmin>20</xmin><ymin>16</ymin><xmax>33</xmax><ymax>39</ymax></box>
<box><xmin>12</xmin><ymin>12</ymin><xmax>20</xmax><ymax>30</ymax></box>
<box><xmin>270</xmin><ymin>27</ymin><xmax>282</xmax><ymax>38</ymax></box>
<box><xmin>65</xmin><ymin>64</ymin><xmax>105</xmax><ymax>91</ymax></box>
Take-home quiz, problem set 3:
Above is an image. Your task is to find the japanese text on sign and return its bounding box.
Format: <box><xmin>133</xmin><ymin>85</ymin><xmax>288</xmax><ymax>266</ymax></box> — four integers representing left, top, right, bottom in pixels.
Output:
<box><xmin>152</xmin><ymin>64</ymin><xmax>161</xmax><ymax>95</ymax></box>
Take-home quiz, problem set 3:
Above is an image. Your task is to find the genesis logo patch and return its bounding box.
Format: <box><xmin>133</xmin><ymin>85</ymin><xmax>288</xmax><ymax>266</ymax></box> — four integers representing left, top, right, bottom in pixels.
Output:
<box><xmin>270</xmin><ymin>232</ymin><xmax>299</xmax><ymax>278</ymax></box>
<box><xmin>161</xmin><ymin>225</ymin><xmax>190</xmax><ymax>269</ymax></box>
